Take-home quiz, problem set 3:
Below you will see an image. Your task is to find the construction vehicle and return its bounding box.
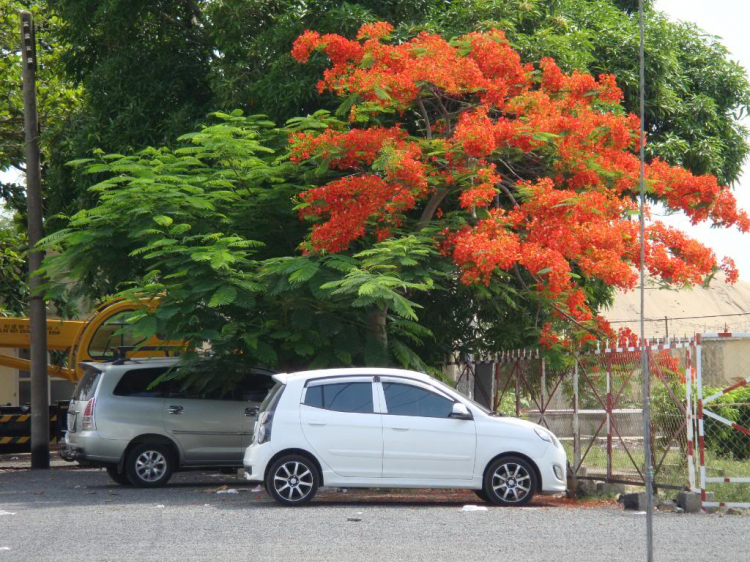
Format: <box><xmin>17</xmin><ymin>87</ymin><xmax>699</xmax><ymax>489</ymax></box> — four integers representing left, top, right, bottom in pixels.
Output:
<box><xmin>0</xmin><ymin>298</ymin><xmax>172</xmax><ymax>383</ymax></box>
<box><xmin>0</xmin><ymin>299</ymin><xmax>174</xmax><ymax>450</ymax></box>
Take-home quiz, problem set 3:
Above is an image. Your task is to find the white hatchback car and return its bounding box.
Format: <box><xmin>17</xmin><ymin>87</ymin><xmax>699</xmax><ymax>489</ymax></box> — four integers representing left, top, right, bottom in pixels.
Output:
<box><xmin>243</xmin><ymin>368</ymin><xmax>567</xmax><ymax>506</ymax></box>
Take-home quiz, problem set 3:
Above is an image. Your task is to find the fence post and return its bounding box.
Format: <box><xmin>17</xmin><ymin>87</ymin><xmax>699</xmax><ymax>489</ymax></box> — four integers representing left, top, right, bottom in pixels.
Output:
<box><xmin>696</xmin><ymin>333</ymin><xmax>706</xmax><ymax>509</ymax></box>
<box><xmin>606</xmin><ymin>351</ymin><xmax>613</xmax><ymax>481</ymax></box>
<box><xmin>540</xmin><ymin>358</ymin><xmax>547</xmax><ymax>427</ymax></box>
<box><xmin>685</xmin><ymin>343</ymin><xmax>696</xmax><ymax>492</ymax></box>
<box><xmin>514</xmin><ymin>360</ymin><xmax>521</xmax><ymax>418</ymax></box>
<box><xmin>573</xmin><ymin>357</ymin><xmax>581</xmax><ymax>474</ymax></box>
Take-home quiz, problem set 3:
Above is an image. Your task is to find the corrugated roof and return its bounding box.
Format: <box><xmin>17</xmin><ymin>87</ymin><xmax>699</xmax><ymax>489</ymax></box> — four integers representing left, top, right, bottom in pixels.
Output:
<box><xmin>603</xmin><ymin>274</ymin><xmax>750</xmax><ymax>338</ymax></box>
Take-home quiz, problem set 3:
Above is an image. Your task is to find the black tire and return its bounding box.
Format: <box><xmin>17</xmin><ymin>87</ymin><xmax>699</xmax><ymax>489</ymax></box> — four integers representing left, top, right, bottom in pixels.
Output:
<box><xmin>265</xmin><ymin>454</ymin><xmax>319</xmax><ymax>506</ymax></box>
<box><xmin>473</xmin><ymin>488</ymin><xmax>491</xmax><ymax>503</ymax></box>
<box><xmin>106</xmin><ymin>465</ymin><xmax>132</xmax><ymax>486</ymax></box>
<box><xmin>124</xmin><ymin>443</ymin><xmax>175</xmax><ymax>488</ymax></box>
<box><xmin>483</xmin><ymin>456</ymin><xmax>537</xmax><ymax>507</ymax></box>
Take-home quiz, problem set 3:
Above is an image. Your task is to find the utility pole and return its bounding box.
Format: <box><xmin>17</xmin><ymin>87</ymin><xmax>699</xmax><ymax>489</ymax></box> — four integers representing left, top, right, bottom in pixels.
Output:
<box><xmin>638</xmin><ymin>0</ymin><xmax>654</xmax><ymax>559</ymax></box>
<box><xmin>20</xmin><ymin>10</ymin><xmax>50</xmax><ymax>469</ymax></box>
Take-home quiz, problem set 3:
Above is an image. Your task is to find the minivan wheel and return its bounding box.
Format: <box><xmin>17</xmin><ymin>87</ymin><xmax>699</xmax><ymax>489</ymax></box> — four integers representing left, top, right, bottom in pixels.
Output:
<box><xmin>125</xmin><ymin>443</ymin><xmax>174</xmax><ymax>488</ymax></box>
<box><xmin>106</xmin><ymin>465</ymin><xmax>132</xmax><ymax>486</ymax></box>
<box><xmin>483</xmin><ymin>456</ymin><xmax>537</xmax><ymax>507</ymax></box>
<box><xmin>265</xmin><ymin>455</ymin><xmax>319</xmax><ymax>506</ymax></box>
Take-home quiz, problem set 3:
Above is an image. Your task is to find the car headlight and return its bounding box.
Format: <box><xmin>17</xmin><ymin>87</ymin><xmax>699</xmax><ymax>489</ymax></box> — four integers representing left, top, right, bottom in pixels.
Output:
<box><xmin>534</xmin><ymin>427</ymin><xmax>562</xmax><ymax>449</ymax></box>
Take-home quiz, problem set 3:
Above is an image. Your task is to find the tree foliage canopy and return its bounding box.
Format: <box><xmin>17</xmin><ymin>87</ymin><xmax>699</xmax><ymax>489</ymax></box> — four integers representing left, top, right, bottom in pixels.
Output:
<box><xmin>41</xmin><ymin>23</ymin><xmax>750</xmax><ymax>372</ymax></box>
<box><xmin>3</xmin><ymin>0</ymin><xmax>746</xmax><ymax>223</ymax></box>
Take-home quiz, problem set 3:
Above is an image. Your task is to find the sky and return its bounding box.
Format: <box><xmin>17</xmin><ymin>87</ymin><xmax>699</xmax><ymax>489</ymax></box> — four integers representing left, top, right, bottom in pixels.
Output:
<box><xmin>2</xmin><ymin>0</ymin><xmax>750</xmax><ymax>273</ymax></box>
<box><xmin>655</xmin><ymin>0</ymin><xmax>750</xmax><ymax>278</ymax></box>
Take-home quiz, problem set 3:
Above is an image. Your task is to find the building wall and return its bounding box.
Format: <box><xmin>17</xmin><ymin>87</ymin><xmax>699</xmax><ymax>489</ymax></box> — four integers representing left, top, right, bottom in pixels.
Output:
<box><xmin>701</xmin><ymin>337</ymin><xmax>750</xmax><ymax>387</ymax></box>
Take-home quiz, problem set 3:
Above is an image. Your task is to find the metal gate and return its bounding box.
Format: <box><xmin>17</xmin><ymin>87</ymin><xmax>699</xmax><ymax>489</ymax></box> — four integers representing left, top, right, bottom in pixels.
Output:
<box><xmin>696</xmin><ymin>333</ymin><xmax>750</xmax><ymax>509</ymax></box>
<box><xmin>451</xmin><ymin>338</ymin><xmax>696</xmax><ymax>490</ymax></box>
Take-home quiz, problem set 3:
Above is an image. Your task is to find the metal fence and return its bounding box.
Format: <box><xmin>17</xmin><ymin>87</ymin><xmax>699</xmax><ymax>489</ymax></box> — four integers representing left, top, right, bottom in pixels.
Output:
<box><xmin>451</xmin><ymin>338</ymin><xmax>695</xmax><ymax>490</ymax></box>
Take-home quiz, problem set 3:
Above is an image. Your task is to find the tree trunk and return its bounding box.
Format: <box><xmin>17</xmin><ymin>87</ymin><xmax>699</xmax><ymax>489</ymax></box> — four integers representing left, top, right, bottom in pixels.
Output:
<box><xmin>366</xmin><ymin>305</ymin><xmax>388</xmax><ymax>366</ymax></box>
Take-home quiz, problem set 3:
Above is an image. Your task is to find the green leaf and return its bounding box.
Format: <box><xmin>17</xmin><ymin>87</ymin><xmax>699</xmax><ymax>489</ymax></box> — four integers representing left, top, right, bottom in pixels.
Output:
<box><xmin>208</xmin><ymin>285</ymin><xmax>237</xmax><ymax>307</ymax></box>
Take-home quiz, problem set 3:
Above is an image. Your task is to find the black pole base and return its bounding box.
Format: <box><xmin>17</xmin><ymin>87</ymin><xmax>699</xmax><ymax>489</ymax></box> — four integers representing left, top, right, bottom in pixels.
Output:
<box><xmin>30</xmin><ymin>445</ymin><xmax>50</xmax><ymax>469</ymax></box>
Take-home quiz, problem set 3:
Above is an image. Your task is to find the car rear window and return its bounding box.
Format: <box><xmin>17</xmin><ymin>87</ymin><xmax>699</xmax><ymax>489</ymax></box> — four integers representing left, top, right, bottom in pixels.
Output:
<box><xmin>303</xmin><ymin>382</ymin><xmax>373</xmax><ymax>413</ymax></box>
<box><xmin>73</xmin><ymin>367</ymin><xmax>102</xmax><ymax>401</ymax></box>
<box><xmin>260</xmin><ymin>381</ymin><xmax>284</xmax><ymax>414</ymax></box>
<box><xmin>113</xmin><ymin>368</ymin><xmax>171</xmax><ymax>398</ymax></box>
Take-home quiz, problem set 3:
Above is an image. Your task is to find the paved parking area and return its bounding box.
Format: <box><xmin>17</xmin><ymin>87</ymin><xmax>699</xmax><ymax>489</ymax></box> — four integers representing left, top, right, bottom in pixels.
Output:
<box><xmin>0</xmin><ymin>466</ymin><xmax>747</xmax><ymax>562</ymax></box>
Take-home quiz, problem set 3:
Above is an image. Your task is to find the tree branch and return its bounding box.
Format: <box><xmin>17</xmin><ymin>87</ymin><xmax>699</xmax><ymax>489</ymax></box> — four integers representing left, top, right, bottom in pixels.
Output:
<box><xmin>417</xmin><ymin>189</ymin><xmax>448</xmax><ymax>229</ymax></box>
<box><xmin>416</xmin><ymin>95</ymin><xmax>432</xmax><ymax>140</ymax></box>
<box><xmin>497</xmin><ymin>181</ymin><xmax>519</xmax><ymax>207</ymax></box>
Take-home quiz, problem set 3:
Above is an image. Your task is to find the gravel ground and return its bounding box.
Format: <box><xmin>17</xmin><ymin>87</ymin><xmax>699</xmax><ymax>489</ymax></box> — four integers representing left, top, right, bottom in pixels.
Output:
<box><xmin>0</xmin><ymin>467</ymin><xmax>747</xmax><ymax>562</ymax></box>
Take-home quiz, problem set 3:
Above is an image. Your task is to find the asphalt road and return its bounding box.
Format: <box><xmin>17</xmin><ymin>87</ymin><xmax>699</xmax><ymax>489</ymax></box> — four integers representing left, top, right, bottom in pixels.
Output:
<box><xmin>0</xmin><ymin>467</ymin><xmax>746</xmax><ymax>562</ymax></box>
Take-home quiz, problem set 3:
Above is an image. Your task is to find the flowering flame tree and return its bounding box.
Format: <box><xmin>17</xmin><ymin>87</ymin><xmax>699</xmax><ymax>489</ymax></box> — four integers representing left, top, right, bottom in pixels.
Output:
<box><xmin>288</xmin><ymin>22</ymin><xmax>748</xmax><ymax>351</ymax></box>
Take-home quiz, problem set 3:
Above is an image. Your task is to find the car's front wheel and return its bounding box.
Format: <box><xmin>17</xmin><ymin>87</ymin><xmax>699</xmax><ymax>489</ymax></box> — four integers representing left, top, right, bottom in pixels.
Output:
<box><xmin>124</xmin><ymin>443</ymin><xmax>174</xmax><ymax>487</ymax></box>
<box><xmin>105</xmin><ymin>465</ymin><xmax>132</xmax><ymax>486</ymax></box>
<box><xmin>265</xmin><ymin>455</ymin><xmax>319</xmax><ymax>506</ymax></box>
<box><xmin>483</xmin><ymin>456</ymin><xmax>537</xmax><ymax>506</ymax></box>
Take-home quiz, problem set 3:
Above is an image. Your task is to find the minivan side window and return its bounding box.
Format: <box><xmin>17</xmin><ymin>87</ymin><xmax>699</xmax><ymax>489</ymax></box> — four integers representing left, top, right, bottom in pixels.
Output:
<box><xmin>113</xmin><ymin>368</ymin><xmax>170</xmax><ymax>398</ymax></box>
<box><xmin>303</xmin><ymin>382</ymin><xmax>373</xmax><ymax>413</ymax></box>
<box><xmin>383</xmin><ymin>382</ymin><xmax>454</xmax><ymax>418</ymax></box>
<box><xmin>236</xmin><ymin>373</ymin><xmax>276</xmax><ymax>402</ymax></box>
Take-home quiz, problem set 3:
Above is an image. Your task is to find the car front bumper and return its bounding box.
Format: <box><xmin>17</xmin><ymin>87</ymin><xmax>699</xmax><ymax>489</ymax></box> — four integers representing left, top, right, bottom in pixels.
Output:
<box><xmin>537</xmin><ymin>442</ymin><xmax>568</xmax><ymax>494</ymax></box>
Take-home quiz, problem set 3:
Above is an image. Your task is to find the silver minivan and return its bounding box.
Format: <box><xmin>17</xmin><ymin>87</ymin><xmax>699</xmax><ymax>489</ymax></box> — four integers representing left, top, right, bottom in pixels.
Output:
<box><xmin>60</xmin><ymin>358</ymin><xmax>275</xmax><ymax>486</ymax></box>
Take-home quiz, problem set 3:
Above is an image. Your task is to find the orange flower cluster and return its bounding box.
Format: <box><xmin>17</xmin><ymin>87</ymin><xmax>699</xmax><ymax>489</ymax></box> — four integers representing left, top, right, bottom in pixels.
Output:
<box><xmin>290</xmin><ymin>23</ymin><xmax>748</xmax><ymax>342</ymax></box>
<box><xmin>296</xmin><ymin>129</ymin><xmax>430</xmax><ymax>253</ymax></box>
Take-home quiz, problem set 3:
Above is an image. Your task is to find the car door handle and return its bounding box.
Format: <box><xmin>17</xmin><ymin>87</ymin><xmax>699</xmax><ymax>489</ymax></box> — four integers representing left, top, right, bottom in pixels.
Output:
<box><xmin>308</xmin><ymin>422</ymin><xmax>326</xmax><ymax>427</ymax></box>
<box><xmin>392</xmin><ymin>427</ymin><xmax>409</xmax><ymax>431</ymax></box>
<box><xmin>245</xmin><ymin>407</ymin><xmax>259</xmax><ymax>417</ymax></box>
<box><xmin>167</xmin><ymin>405</ymin><xmax>184</xmax><ymax>415</ymax></box>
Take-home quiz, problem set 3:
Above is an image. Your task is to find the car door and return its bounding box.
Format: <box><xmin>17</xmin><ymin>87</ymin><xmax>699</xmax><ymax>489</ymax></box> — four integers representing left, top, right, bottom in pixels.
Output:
<box><xmin>378</xmin><ymin>378</ymin><xmax>476</xmax><ymax>480</ymax></box>
<box><xmin>163</xmin><ymin>383</ymin><xmax>245</xmax><ymax>464</ymax></box>
<box><xmin>299</xmin><ymin>377</ymin><xmax>383</xmax><ymax>478</ymax></box>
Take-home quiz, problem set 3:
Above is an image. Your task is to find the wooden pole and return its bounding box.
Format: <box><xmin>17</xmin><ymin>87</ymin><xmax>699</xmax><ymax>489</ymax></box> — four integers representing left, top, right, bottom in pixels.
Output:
<box><xmin>20</xmin><ymin>10</ymin><xmax>49</xmax><ymax>469</ymax></box>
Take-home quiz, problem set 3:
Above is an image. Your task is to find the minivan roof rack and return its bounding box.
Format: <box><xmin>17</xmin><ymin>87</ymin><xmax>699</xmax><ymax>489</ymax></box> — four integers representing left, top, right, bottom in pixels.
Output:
<box><xmin>111</xmin><ymin>345</ymin><xmax>183</xmax><ymax>365</ymax></box>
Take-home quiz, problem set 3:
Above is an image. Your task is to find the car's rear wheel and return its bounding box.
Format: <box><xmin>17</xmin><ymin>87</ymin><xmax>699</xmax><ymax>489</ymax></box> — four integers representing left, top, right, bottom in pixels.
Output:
<box><xmin>125</xmin><ymin>443</ymin><xmax>174</xmax><ymax>488</ymax></box>
<box><xmin>265</xmin><ymin>455</ymin><xmax>319</xmax><ymax>506</ymax></box>
<box><xmin>106</xmin><ymin>465</ymin><xmax>132</xmax><ymax>486</ymax></box>
<box><xmin>483</xmin><ymin>456</ymin><xmax>537</xmax><ymax>506</ymax></box>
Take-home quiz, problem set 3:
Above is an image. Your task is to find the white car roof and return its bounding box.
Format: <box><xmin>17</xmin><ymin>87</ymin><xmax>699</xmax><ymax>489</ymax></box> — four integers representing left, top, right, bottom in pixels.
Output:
<box><xmin>272</xmin><ymin>367</ymin><xmax>434</xmax><ymax>385</ymax></box>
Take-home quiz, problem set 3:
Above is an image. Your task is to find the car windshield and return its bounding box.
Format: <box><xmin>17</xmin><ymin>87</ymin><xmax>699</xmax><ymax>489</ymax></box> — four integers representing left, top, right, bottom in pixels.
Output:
<box><xmin>431</xmin><ymin>379</ymin><xmax>499</xmax><ymax>416</ymax></box>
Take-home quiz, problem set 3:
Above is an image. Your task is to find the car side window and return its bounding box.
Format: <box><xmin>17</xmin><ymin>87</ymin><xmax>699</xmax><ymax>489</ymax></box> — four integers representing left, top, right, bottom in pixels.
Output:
<box><xmin>236</xmin><ymin>373</ymin><xmax>276</xmax><ymax>402</ymax></box>
<box><xmin>113</xmin><ymin>368</ymin><xmax>170</xmax><ymax>398</ymax></box>
<box><xmin>383</xmin><ymin>382</ymin><xmax>454</xmax><ymax>418</ymax></box>
<box><xmin>303</xmin><ymin>382</ymin><xmax>373</xmax><ymax>414</ymax></box>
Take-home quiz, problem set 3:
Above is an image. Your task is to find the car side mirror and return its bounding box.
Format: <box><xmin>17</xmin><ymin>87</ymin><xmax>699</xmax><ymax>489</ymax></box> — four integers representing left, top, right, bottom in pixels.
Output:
<box><xmin>449</xmin><ymin>402</ymin><xmax>472</xmax><ymax>420</ymax></box>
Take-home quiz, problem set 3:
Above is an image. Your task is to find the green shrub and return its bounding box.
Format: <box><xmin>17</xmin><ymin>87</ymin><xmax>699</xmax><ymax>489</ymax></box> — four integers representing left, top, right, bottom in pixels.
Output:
<box><xmin>702</xmin><ymin>385</ymin><xmax>750</xmax><ymax>460</ymax></box>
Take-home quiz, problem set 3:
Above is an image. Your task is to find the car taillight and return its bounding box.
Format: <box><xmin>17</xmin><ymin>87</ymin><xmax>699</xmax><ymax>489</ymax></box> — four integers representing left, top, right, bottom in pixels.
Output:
<box><xmin>82</xmin><ymin>397</ymin><xmax>96</xmax><ymax>431</ymax></box>
<box><xmin>257</xmin><ymin>412</ymin><xmax>274</xmax><ymax>444</ymax></box>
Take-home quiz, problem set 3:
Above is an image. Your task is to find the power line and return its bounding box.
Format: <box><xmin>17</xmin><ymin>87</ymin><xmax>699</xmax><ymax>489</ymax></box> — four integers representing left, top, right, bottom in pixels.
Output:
<box><xmin>608</xmin><ymin>311</ymin><xmax>750</xmax><ymax>324</ymax></box>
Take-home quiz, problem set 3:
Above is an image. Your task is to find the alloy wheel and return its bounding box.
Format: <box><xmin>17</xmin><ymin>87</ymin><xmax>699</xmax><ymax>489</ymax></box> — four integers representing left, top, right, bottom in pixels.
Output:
<box><xmin>135</xmin><ymin>450</ymin><xmax>168</xmax><ymax>483</ymax></box>
<box><xmin>492</xmin><ymin>462</ymin><xmax>532</xmax><ymax>503</ymax></box>
<box><xmin>273</xmin><ymin>461</ymin><xmax>314</xmax><ymax>502</ymax></box>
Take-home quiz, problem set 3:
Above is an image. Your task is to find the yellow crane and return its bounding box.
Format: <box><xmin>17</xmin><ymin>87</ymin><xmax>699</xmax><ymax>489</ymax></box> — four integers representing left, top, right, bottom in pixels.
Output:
<box><xmin>0</xmin><ymin>299</ymin><xmax>173</xmax><ymax>383</ymax></box>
